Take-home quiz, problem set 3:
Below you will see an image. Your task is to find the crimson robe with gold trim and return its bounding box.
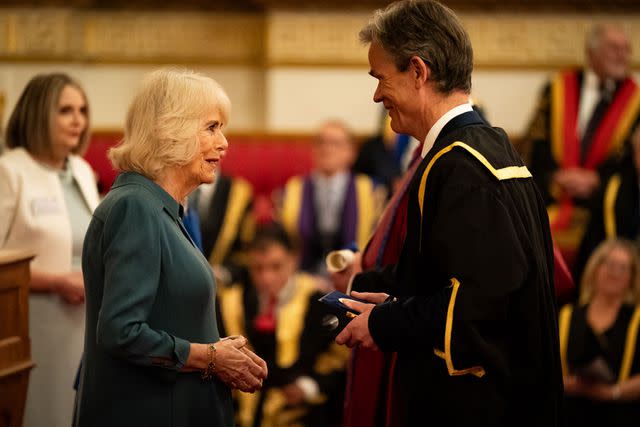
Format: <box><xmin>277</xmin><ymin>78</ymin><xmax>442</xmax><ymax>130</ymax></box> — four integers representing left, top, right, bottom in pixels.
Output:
<box><xmin>527</xmin><ymin>70</ymin><xmax>640</xmax><ymax>254</ymax></box>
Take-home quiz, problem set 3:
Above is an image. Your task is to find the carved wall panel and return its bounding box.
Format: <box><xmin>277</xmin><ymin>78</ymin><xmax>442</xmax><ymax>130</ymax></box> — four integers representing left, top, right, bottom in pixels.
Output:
<box><xmin>83</xmin><ymin>12</ymin><xmax>264</xmax><ymax>63</ymax></box>
<box><xmin>0</xmin><ymin>10</ymin><xmax>263</xmax><ymax>64</ymax></box>
<box><xmin>0</xmin><ymin>10</ymin><xmax>77</xmax><ymax>58</ymax></box>
<box><xmin>265</xmin><ymin>12</ymin><xmax>640</xmax><ymax>68</ymax></box>
<box><xmin>462</xmin><ymin>15</ymin><xmax>640</xmax><ymax>68</ymax></box>
<box><xmin>266</xmin><ymin>12</ymin><xmax>369</xmax><ymax>65</ymax></box>
<box><xmin>0</xmin><ymin>9</ymin><xmax>638</xmax><ymax>68</ymax></box>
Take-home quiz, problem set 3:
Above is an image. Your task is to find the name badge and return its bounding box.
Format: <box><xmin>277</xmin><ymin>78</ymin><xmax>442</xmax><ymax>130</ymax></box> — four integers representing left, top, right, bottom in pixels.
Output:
<box><xmin>31</xmin><ymin>196</ymin><xmax>62</xmax><ymax>216</ymax></box>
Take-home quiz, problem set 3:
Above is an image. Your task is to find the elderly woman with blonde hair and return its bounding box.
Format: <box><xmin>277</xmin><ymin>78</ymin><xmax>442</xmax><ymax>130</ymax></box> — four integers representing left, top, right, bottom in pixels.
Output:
<box><xmin>559</xmin><ymin>238</ymin><xmax>640</xmax><ymax>425</ymax></box>
<box><xmin>74</xmin><ymin>68</ymin><xmax>267</xmax><ymax>427</ymax></box>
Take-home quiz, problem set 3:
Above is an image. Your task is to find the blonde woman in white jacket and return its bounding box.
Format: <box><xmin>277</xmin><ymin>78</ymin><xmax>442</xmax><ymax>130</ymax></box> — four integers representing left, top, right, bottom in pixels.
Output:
<box><xmin>0</xmin><ymin>73</ymin><xmax>100</xmax><ymax>427</ymax></box>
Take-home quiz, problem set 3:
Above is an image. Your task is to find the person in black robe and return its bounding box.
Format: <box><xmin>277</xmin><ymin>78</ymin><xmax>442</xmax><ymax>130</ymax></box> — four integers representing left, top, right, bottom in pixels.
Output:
<box><xmin>216</xmin><ymin>223</ymin><xmax>348</xmax><ymax>427</ymax></box>
<box><xmin>523</xmin><ymin>25</ymin><xmax>639</xmax><ymax>263</ymax></box>
<box><xmin>575</xmin><ymin>126</ymin><xmax>640</xmax><ymax>285</ymax></box>
<box><xmin>560</xmin><ymin>239</ymin><xmax>640</xmax><ymax>425</ymax></box>
<box><xmin>187</xmin><ymin>172</ymin><xmax>254</xmax><ymax>285</ymax></box>
<box><xmin>334</xmin><ymin>2</ymin><xmax>564</xmax><ymax>426</ymax></box>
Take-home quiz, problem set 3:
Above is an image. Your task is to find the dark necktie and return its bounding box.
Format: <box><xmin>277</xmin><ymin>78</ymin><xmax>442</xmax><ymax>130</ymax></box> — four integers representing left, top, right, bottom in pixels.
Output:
<box><xmin>581</xmin><ymin>81</ymin><xmax>613</xmax><ymax>162</ymax></box>
<box><xmin>254</xmin><ymin>296</ymin><xmax>277</xmax><ymax>333</ymax></box>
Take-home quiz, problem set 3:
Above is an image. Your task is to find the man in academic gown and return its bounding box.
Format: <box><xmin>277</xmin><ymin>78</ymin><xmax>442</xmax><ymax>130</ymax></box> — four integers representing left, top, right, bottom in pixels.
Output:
<box><xmin>217</xmin><ymin>223</ymin><xmax>349</xmax><ymax>427</ymax></box>
<box><xmin>279</xmin><ymin>120</ymin><xmax>381</xmax><ymax>274</ymax></box>
<box><xmin>188</xmin><ymin>171</ymin><xmax>254</xmax><ymax>284</ymax></box>
<box><xmin>574</xmin><ymin>125</ymin><xmax>640</xmax><ymax>284</ymax></box>
<box><xmin>335</xmin><ymin>1</ymin><xmax>564</xmax><ymax>425</ymax></box>
<box><xmin>525</xmin><ymin>24</ymin><xmax>640</xmax><ymax>260</ymax></box>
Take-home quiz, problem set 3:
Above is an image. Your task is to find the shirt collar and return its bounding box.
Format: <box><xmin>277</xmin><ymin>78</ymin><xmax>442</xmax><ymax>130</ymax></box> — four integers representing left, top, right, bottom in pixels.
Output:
<box><xmin>259</xmin><ymin>276</ymin><xmax>296</xmax><ymax>309</ymax></box>
<box><xmin>112</xmin><ymin>172</ymin><xmax>183</xmax><ymax>221</ymax></box>
<box><xmin>421</xmin><ymin>103</ymin><xmax>473</xmax><ymax>158</ymax></box>
<box><xmin>313</xmin><ymin>170</ymin><xmax>349</xmax><ymax>186</ymax></box>
<box><xmin>585</xmin><ymin>69</ymin><xmax>599</xmax><ymax>90</ymax></box>
<box><xmin>585</xmin><ymin>68</ymin><xmax>615</xmax><ymax>94</ymax></box>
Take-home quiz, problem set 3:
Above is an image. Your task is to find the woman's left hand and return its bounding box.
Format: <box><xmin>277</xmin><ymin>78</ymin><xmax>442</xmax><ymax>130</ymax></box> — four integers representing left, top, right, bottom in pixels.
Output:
<box><xmin>563</xmin><ymin>375</ymin><xmax>581</xmax><ymax>395</ymax></box>
<box><xmin>579</xmin><ymin>382</ymin><xmax>617</xmax><ymax>401</ymax></box>
<box><xmin>565</xmin><ymin>376</ymin><xmax>618</xmax><ymax>401</ymax></box>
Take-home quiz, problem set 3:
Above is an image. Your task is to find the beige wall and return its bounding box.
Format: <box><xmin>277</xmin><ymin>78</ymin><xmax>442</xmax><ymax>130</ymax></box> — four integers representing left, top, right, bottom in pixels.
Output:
<box><xmin>0</xmin><ymin>64</ymin><xmax>265</xmax><ymax>132</ymax></box>
<box><xmin>3</xmin><ymin>64</ymin><xmax>637</xmax><ymax>137</ymax></box>
<box><xmin>265</xmin><ymin>66</ymin><xmax>379</xmax><ymax>133</ymax></box>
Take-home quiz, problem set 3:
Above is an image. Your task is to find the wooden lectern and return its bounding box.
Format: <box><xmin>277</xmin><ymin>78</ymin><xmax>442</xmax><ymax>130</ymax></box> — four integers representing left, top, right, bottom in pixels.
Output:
<box><xmin>0</xmin><ymin>250</ymin><xmax>35</xmax><ymax>427</ymax></box>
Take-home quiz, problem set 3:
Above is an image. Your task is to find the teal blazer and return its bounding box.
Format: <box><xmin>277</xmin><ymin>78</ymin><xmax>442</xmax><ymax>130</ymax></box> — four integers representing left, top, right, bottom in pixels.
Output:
<box><xmin>75</xmin><ymin>172</ymin><xmax>233</xmax><ymax>427</ymax></box>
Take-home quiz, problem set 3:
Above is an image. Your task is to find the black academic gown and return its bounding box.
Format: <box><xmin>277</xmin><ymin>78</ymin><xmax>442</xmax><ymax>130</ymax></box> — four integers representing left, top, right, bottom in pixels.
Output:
<box><xmin>353</xmin><ymin>134</ymin><xmax>402</xmax><ymax>195</ymax></box>
<box><xmin>216</xmin><ymin>275</ymin><xmax>348</xmax><ymax>427</ymax></box>
<box><xmin>199</xmin><ymin>175</ymin><xmax>254</xmax><ymax>283</ymax></box>
<box><xmin>353</xmin><ymin>111</ymin><xmax>564</xmax><ymax>426</ymax></box>
<box><xmin>562</xmin><ymin>304</ymin><xmax>640</xmax><ymax>427</ymax></box>
<box><xmin>526</xmin><ymin>71</ymin><xmax>636</xmax><ymax>208</ymax></box>
<box><xmin>574</xmin><ymin>154</ymin><xmax>640</xmax><ymax>284</ymax></box>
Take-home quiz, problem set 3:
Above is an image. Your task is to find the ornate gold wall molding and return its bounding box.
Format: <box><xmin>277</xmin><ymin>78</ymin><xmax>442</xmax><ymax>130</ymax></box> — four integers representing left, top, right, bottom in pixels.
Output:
<box><xmin>0</xmin><ymin>9</ymin><xmax>264</xmax><ymax>64</ymax></box>
<box><xmin>83</xmin><ymin>12</ymin><xmax>264</xmax><ymax>63</ymax></box>
<box><xmin>0</xmin><ymin>10</ymin><xmax>78</xmax><ymax>59</ymax></box>
<box><xmin>266</xmin><ymin>12</ymin><xmax>369</xmax><ymax>65</ymax></box>
<box><xmin>462</xmin><ymin>14</ymin><xmax>640</xmax><ymax>68</ymax></box>
<box><xmin>265</xmin><ymin>11</ymin><xmax>640</xmax><ymax>68</ymax></box>
<box><xmin>0</xmin><ymin>9</ymin><xmax>638</xmax><ymax>68</ymax></box>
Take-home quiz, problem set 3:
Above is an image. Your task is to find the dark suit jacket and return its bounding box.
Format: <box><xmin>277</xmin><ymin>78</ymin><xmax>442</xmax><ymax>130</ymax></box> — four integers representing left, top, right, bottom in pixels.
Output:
<box><xmin>76</xmin><ymin>172</ymin><xmax>233</xmax><ymax>427</ymax></box>
<box><xmin>354</xmin><ymin>112</ymin><xmax>563</xmax><ymax>426</ymax></box>
<box><xmin>353</xmin><ymin>134</ymin><xmax>402</xmax><ymax>193</ymax></box>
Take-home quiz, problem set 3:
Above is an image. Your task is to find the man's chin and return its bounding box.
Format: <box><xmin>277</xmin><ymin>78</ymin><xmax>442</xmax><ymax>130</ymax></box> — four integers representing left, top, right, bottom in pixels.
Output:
<box><xmin>389</xmin><ymin>121</ymin><xmax>406</xmax><ymax>135</ymax></box>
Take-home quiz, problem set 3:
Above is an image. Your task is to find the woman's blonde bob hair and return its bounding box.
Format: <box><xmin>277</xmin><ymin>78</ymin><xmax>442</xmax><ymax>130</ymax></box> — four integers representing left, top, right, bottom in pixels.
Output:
<box><xmin>579</xmin><ymin>238</ymin><xmax>640</xmax><ymax>305</ymax></box>
<box><xmin>109</xmin><ymin>68</ymin><xmax>230</xmax><ymax>180</ymax></box>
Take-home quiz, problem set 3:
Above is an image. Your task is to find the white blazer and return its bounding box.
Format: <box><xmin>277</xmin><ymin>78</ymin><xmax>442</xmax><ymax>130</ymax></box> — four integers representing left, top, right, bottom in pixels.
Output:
<box><xmin>0</xmin><ymin>146</ymin><xmax>100</xmax><ymax>272</ymax></box>
<box><xmin>0</xmin><ymin>146</ymin><xmax>101</xmax><ymax>427</ymax></box>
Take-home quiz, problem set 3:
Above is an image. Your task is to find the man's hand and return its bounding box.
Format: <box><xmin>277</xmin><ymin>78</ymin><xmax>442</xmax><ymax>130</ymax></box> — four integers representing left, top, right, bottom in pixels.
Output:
<box><xmin>564</xmin><ymin>375</ymin><xmax>619</xmax><ymax>401</ymax></box>
<box><xmin>335</xmin><ymin>298</ymin><xmax>378</xmax><ymax>350</ymax></box>
<box><xmin>350</xmin><ymin>291</ymin><xmax>389</xmax><ymax>304</ymax></box>
<box><xmin>553</xmin><ymin>168</ymin><xmax>600</xmax><ymax>199</ymax></box>
<box><xmin>282</xmin><ymin>383</ymin><xmax>306</xmax><ymax>406</ymax></box>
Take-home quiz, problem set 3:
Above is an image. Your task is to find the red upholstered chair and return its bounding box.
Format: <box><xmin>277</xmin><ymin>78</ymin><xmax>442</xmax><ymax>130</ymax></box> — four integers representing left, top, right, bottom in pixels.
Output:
<box><xmin>221</xmin><ymin>134</ymin><xmax>314</xmax><ymax>223</ymax></box>
<box><xmin>84</xmin><ymin>132</ymin><xmax>315</xmax><ymax>222</ymax></box>
<box><xmin>83</xmin><ymin>131</ymin><xmax>121</xmax><ymax>194</ymax></box>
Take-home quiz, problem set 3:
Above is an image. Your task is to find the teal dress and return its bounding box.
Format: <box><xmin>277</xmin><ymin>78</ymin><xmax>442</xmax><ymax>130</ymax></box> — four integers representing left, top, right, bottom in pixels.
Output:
<box><xmin>75</xmin><ymin>172</ymin><xmax>233</xmax><ymax>427</ymax></box>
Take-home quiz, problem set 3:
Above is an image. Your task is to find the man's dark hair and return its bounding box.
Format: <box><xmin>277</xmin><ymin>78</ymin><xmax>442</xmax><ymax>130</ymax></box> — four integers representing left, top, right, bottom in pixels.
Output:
<box><xmin>360</xmin><ymin>0</ymin><xmax>473</xmax><ymax>94</ymax></box>
<box><xmin>248</xmin><ymin>222</ymin><xmax>298</xmax><ymax>253</ymax></box>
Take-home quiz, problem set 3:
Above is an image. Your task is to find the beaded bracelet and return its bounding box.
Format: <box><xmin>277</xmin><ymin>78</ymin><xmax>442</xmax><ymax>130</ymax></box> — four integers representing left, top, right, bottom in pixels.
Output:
<box><xmin>201</xmin><ymin>343</ymin><xmax>217</xmax><ymax>381</ymax></box>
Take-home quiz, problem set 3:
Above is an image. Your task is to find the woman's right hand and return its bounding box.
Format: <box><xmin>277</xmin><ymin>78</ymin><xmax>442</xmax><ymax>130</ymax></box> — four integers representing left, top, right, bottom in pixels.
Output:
<box><xmin>55</xmin><ymin>271</ymin><xmax>85</xmax><ymax>305</ymax></box>
<box><xmin>215</xmin><ymin>336</ymin><xmax>268</xmax><ymax>393</ymax></box>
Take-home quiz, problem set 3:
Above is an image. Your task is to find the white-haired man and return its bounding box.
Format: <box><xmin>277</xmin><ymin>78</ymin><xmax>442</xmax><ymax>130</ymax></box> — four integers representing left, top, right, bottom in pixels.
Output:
<box><xmin>527</xmin><ymin>25</ymin><xmax>640</xmax><ymax>259</ymax></box>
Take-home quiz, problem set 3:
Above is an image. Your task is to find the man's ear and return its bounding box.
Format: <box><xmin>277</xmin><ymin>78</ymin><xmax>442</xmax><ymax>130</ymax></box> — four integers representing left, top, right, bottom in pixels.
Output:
<box><xmin>410</xmin><ymin>56</ymin><xmax>430</xmax><ymax>88</ymax></box>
